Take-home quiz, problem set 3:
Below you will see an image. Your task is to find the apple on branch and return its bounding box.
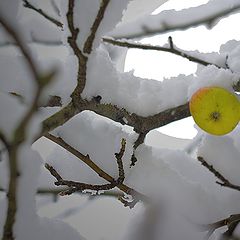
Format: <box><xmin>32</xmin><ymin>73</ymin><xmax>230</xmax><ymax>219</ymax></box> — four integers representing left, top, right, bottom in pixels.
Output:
<box><xmin>189</xmin><ymin>86</ymin><xmax>240</xmax><ymax>135</ymax></box>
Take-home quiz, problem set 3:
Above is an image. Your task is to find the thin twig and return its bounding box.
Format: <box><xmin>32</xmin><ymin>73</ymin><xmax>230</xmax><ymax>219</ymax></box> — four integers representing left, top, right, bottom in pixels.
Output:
<box><xmin>45</xmin><ymin>138</ymin><xmax>146</xmax><ymax>208</ymax></box>
<box><xmin>197</xmin><ymin>156</ymin><xmax>240</xmax><ymax>192</ymax></box>
<box><xmin>44</xmin><ymin>133</ymin><xmax>149</xmax><ymax>204</ymax></box>
<box><xmin>67</xmin><ymin>0</ymin><xmax>88</xmax><ymax>101</ymax></box>
<box><xmin>103</xmin><ymin>37</ymin><xmax>220</xmax><ymax>68</ymax></box>
<box><xmin>45</xmin><ymin>163</ymin><xmax>118</xmax><ymax>195</ymax></box>
<box><xmin>83</xmin><ymin>0</ymin><xmax>110</xmax><ymax>54</ymax></box>
<box><xmin>45</xmin><ymin>138</ymin><xmax>126</xmax><ymax>195</ymax></box>
<box><xmin>23</xmin><ymin>0</ymin><xmax>63</xmax><ymax>28</ymax></box>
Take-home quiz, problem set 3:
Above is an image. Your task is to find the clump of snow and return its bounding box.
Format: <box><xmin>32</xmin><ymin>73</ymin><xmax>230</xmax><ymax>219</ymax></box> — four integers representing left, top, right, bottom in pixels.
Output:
<box><xmin>188</xmin><ymin>65</ymin><xmax>238</xmax><ymax>98</ymax></box>
<box><xmin>220</xmin><ymin>39</ymin><xmax>240</xmax><ymax>74</ymax></box>
<box><xmin>82</xmin><ymin>46</ymin><xmax>193</xmax><ymax>116</ymax></box>
<box><xmin>48</xmin><ymin>111</ymin><xmax>138</xmax><ymax>182</ymax></box>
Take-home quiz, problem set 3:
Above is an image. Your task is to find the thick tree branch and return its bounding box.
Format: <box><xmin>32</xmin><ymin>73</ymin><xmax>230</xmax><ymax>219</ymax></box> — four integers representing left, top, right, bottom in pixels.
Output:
<box><xmin>103</xmin><ymin>36</ymin><xmax>219</xmax><ymax>67</ymax></box>
<box><xmin>41</xmin><ymin>97</ymin><xmax>190</xmax><ymax>137</ymax></box>
<box><xmin>22</xmin><ymin>0</ymin><xmax>63</xmax><ymax>28</ymax></box>
<box><xmin>197</xmin><ymin>156</ymin><xmax>240</xmax><ymax>192</ymax></box>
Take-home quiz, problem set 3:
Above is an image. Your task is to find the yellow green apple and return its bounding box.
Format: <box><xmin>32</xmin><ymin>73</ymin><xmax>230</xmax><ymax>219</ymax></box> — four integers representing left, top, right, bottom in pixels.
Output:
<box><xmin>189</xmin><ymin>86</ymin><xmax>240</xmax><ymax>135</ymax></box>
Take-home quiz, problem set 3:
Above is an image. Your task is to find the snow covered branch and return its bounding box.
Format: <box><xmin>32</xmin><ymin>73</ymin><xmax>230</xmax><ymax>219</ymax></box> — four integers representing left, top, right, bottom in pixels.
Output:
<box><xmin>42</xmin><ymin>98</ymin><xmax>190</xmax><ymax>137</ymax></box>
<box><xmin>103</xmin><ymin>36</ymin><xmax>220</xmax><ymax>68</ymax></box>
<box><xmin>111</xmin><ymin>0</ymin><xmax>240</xmax><ymax>39</ymax></box>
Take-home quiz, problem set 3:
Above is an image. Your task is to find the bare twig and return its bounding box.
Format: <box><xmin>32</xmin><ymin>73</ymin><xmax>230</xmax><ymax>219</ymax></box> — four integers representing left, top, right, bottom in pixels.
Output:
<box><xmin>45</xmin><ymin>163</ymin><xmax>119</xmax><ymax>195</ymax></box>
<box><xmin>197</xmin><ymin>156</ymin><xmax>240</xmax><ymax>192</ymax></box>
<box><xmin>44</xmin><ymin>133</ymin><xmax>149</xmax><ymax>204</ymax></box>
<box><xmin>45</xmin><ymin>138</ymin><xmax>126</xmax><ymax>195</ymax></box>
<box><xmin>22</xmin><ymin>0</ymin><xmax>63</xmax><ymax>28</ymax></box>
<box><xmin>103</xmin><ymin>37</ymin><xmax>220</xmax><ymax>68</ymax></box>
<box><xmin>67</xmin><ymin>0</ymin><xmax>88</xmax><ymax>101</ymax></box>
<box><xmin>83</xmin><ymin>0</ymin><xmax>110</xmax><ymax>54</ymax></box>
